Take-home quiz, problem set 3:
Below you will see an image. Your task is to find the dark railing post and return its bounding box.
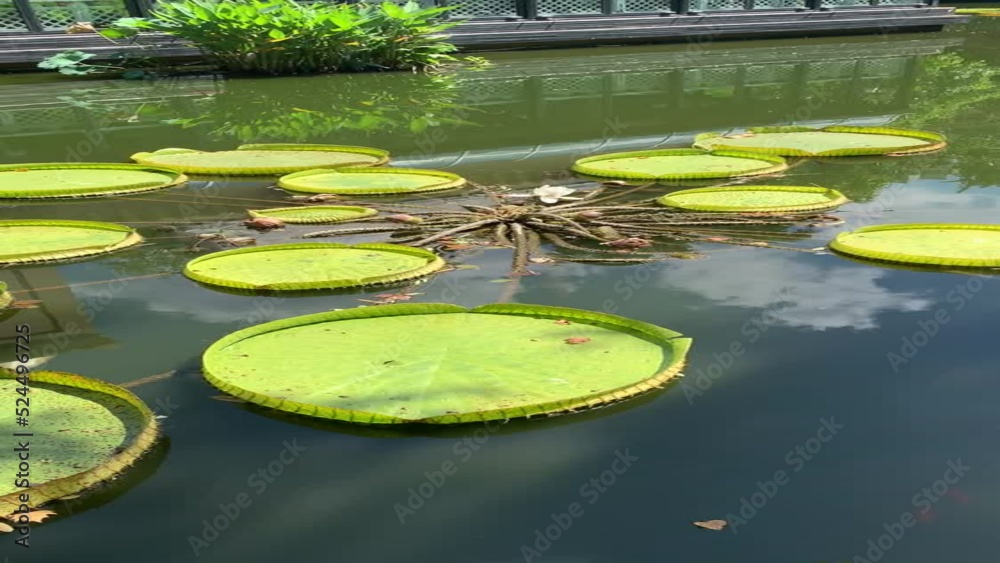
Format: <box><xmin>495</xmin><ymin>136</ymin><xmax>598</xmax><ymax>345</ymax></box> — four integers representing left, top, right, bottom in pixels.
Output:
<box><xmin>519</xmin><ymin>0</ymin><xmax>538</xmax><ymax>18</ymax></box>
<box><xmin>806</xmin><ymin>0</ymin><xmax>822</xmax><ymax>9</ymax></box>
<box><xmin>12</xmin><ymin>0</ymin><xmax>42</xmax><ymax>32</ymax></box>
<box><xmin>673</xmin><ymin>0</ymin><xmax>690</xmax><ymax>13</ymax></box>
<box><xmin>601</xmin><ymin>0</ymin><xmax>614</xmax><ymax>14</ymax></box>
<box><xmin>744</xmin><ymin>0</ymin><xmax>754</xmax><ymax>10</ymax></box>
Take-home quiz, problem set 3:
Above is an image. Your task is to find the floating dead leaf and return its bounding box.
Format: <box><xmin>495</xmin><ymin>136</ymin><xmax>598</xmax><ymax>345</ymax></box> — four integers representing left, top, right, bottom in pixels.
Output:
<box><xmin>244</xmin><ymin>217</ymin><xmax>285</xmax><ymax>230</ymax></box>
<box><xmin>358</xmin><ymin>292</ymin><xmax>423</xmax><ymax>305</ymax></box>
<box><xmin>453</xmin><ymin>264</ymin><xmax>480</xmax><ymax>270</ymax></box>
<box><xmin>0</xmin><ymin>522</ymin><xmax>11</xmax><ymax>533</ymax></box>
<box><xmin>554</xmin><ymin>319</ymin><xmax>572</xmax><ymax>325</ymax></box>
<box><xmin>746</xmin><ymin>242</ymin><xmax>770</xmax><ymax>247</ymax></box>
<box><xmin>440</xmin><ymin>243</ymin><xmax>473</xmax><ymax>251</ymax></box>
<box><xmin>693</xmin><ymin>519</ymin><xmax>727</xmax><ymax>531</ymax></box>
<box><xmin>600</xmin><ymin>180</ymin><xmax>631</xmax><ymax>186</ymax></box>
<box><xmin>705</xmin><ymin>237</ymin><xmax>730</xmax><ymax>242</ymax></box>
<box><xmin>386</xmin><ymin>214</ymin><xmax>423</xmax><ymax>225</ymax></box>
<box><xmin>9</xmin><ymin>300</ymin><xmax>42</xmax><ymax>309</ymax></box>
<box><xmin>529</xmin><ymin>257</ymin><xmax>555</xmax><ymax>264</ymax></box>
<box><xmin>4</xmin><ymin>510</ymin><xmax>57</xmax><ymax>524</ymax></box>
<box><xmin>565</xmin><ymin>337</ymin><xmax>591</xmax><ymax>345</ymax></box>
<box><xmin>226</xmin><ymin>237</ymin><xmax>256</xmax><ymax>247</ymax></box>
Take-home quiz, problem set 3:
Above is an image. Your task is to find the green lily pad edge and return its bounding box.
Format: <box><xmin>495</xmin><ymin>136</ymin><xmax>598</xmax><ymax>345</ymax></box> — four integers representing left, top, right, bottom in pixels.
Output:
<box><xmin>202</xmin><ymin>303</ymin><xmax>693</xmax><ymax>425</ymax></box>
<box><xmin>0</xmin><ymin>369</ymin><xmax>158</xmax><ymax>516</ymax></box>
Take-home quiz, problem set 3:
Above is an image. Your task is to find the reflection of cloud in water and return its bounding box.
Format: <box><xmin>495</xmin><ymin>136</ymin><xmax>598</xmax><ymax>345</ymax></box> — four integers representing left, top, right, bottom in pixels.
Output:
<box><xmin>527</xmin><ymin>251</ymin><xmax>932</xmax><ymax>331</ymax></box>
<box><xmin>658</xmin><ymin>251</ymin><xmax>932</xmax><ymax>330</ymax></box>
<box><xmin>69</xmin><ymin>249</ymin><xmax>514</xmax><ymax>324</ymax></box>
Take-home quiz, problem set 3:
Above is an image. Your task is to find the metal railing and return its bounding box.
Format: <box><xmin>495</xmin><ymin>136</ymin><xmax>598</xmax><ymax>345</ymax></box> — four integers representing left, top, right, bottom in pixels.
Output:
<box><xmin>0</xmin><ymin>0</ymin><xmax>936</xmax><ymax>34</ymax></box>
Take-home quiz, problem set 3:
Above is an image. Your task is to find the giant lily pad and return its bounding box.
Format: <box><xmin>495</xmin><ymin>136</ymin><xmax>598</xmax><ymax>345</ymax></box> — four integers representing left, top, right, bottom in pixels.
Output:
<box><xmin>202</xmin><ymin>303</ymin><xmax>693</xmax><ymax>424</ymax></box>
<box><xmin>658</xmin><ymin>185</ymin><xmax>848</xmax><ymax>213</ymax></box>
<box><xmin>0</xmin><ymin>369</ymin><xmax>158</xmax><ymax>515</ymax></box>
<box><xmin>247</xmin><ymin>205</ymin><xmax>378</xmax><ymax>224</ymax></box>
<box><xmin>184</xmin><ymin>242</ymin><xmax>445</xmax><ymax>291</ymax></box>
<box><xmin>278</xmin><ymin>167</ymin><xmax>466</xmax><ymax>195</ymax></box>
<box><xmin>0</xmin><ymin>163</ymin><xmax>187</xmax><ymax>199</ymax></box>
<box><xmin>693</xmin><ymin>126</ymin><xmax>947</xmax><ymax>157</ymax></box>
<box><xmin>830</xmin><ymin>224</ymin><xmax>1000</xmax><ymax>268</ymax></box>
<box><xmin>571</xmin><ymin>149</ymin><xmax>787</xmax><ymax>181</ymax></box>
<box><xmin>0</xmin><ymin>220</ymin><xmax>142</xmax><ymax>265</ymax></box>
<box><xmin>131</xmin><ymin>144</ymin><xmax>389</xmax><ymax>176</ymax></box>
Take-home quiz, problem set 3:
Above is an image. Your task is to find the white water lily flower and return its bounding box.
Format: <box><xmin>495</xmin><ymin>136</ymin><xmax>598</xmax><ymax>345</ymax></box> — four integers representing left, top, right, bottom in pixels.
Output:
<box><xmin>533</xmin><ymin>185</ymin><xmax>576</xmax><ymax>204</ymax></box>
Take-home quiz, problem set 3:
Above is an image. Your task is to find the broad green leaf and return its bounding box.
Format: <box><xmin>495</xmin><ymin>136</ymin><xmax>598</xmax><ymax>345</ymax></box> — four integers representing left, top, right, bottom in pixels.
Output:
<box><xmin>829</xmin><ymin>224</ymin><xmax>1000</xmax><ymax>268</ymax></box>
<box><xmin>131</xmin><ymin>144</ymin><xmax>388</xmax><ymax>176</ymax></box>
<box><xmin>572</xmin><ymin>149</ymin><xmax>787</xmax><ymax>181</ymax></box>
<box><xmin>184</xmin><ymin>242</ymin><xmax>445</xmax><ymax>291</ymax></box>
<box><xmin>0</xmin><ymin>370</ymin><xmax>157</xmax><ymax>515</ymax></box>
<box><xmin>693</xmin><ymin>126</ymin><xmax>947</xmax><ymax>157</ymax></box>
<box><xmin>278</xmin><ymin>167</ymin><xmax>465</xmax><ymax>195</ymax></box>
<box><xmin>0</xmin><ymin>220</ymin><xmax>142</xmax><ymax>265</ymax></box>
<box><xmin>0</xmin><ymin>163</ymin><xmax>186</xmax><ymax>199</ymax></box>
<box><xmin>658</xmin><ymin>185</ymin><xmax>848</xmax><ymax>213</ymax></box>
<box><xmin>247</xmin><ymin>205</ymin><xmax>377</xmax><ymax>224</ymax></box>
<box><xmin>201</xmin><ymin>303</ymin><xmax>692</xmax><ymax>424</ymax></box>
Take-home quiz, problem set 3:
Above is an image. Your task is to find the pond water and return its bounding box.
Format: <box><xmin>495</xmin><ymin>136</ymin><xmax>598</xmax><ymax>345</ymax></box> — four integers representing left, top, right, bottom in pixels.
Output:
<box><xmin>2</xmin><ymin>12</ymin><xmax>1000</xmax><ymax>563</ymax></box>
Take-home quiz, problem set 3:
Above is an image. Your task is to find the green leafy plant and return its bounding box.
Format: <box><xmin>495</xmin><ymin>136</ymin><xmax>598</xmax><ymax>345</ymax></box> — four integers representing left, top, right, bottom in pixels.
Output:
<box><xmin>109</xmin><ymin>0</ymin><xmax>460</xmax><ymax>75</ymax></box>
<box><xmin>37</xmin><ymin>49</ymin><xmax>156</xmax><ymax>79</ymax></box>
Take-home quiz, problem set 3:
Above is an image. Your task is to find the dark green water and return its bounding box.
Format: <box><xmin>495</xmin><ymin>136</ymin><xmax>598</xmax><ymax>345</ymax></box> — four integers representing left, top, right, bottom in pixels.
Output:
<box><xmin>2</xmin><ymin>14</ymin><xmax>1000</xmax><ymax>563</ymax></box>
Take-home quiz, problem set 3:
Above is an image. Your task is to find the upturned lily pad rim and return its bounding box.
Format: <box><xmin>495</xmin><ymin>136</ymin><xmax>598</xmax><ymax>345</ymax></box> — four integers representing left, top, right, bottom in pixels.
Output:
<box><xmin>130</xmin><ymin>144</ymin><xmax>390</xmax><ymax>176</ymax></box>
<box><xmin>201</xmin><ymin>303</ymin><xmax>693</xmax><ymax>425</ymax></box>
<box><xmin>0</xmin><ymin>219</ymin><xmax>143</xmax><ymax>265</ymax></box>
<box><xmin>0</xmin><ymin>369</ymin><xmax>158</xmax><ymax>515</ymax></box>
<box><xmin>0</xmin><ymin>163</ymin><xmax>188</xmax><ymax>199</ymax></box>
<box><xmin>657</xmin><ymin>185</ymin><xmax>849</xmax><ymax>213</ymax></box>
<box><xmin>277</xmin><ymin>167</ymin><xmax>468</xmax><ymax>195</ymax></box>
<box><xmin>246</xmin><ymin>205</ymin><xmax>379</xmax><ymax>224</ymax></box>
<box><xmin>183</xmin><ymin>242</ymin><xmax>446</xmax><ymax>291</ymax></box>
<box><xmin>693</xmin><ymin>126</ymin><xmax>947</xmax><ymax>157</ymax></box>
<box><xmin>829</xmin><ymin>224</ymin><xmax>1000</xmax><ymax>268</ymax></box>
<box><xmin>571</xmin><ymin>148</ymin><xmax>788</xmax><ymax>180</ymax></box>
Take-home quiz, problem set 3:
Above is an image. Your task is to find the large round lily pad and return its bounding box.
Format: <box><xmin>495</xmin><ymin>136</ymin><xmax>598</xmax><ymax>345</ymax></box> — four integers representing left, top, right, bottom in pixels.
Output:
<box><xmin>184</xmin><ymin>242</ymin><xmax>446</xmax><ymax>291</ymax></box>
<box><xmin>0</xmin><ymin>220</ymin><xmax>143</xmax><ymax>265</ymax></box>
<box><xmin>247</xmin><ymin>205</ymin><xmax>378</xmax><ymax>224</ymax></box>
<box><xmin>829</xmin><ymin>224</ymin><xmax>1000</xmax><ymax>268</ymax></box>
<box><xmin>0</xmin><ymin>163</ymin><xmax>187</xmax><ymax>199</ymax></box>
<box><xmin>0</xmin><ymin>369</ymin><xmax>158</xmax><ymax>515</ymax></box>
<box><xmin>202</xmin><ymin>303</ymin><xmax>693</xmax><ymax>424</ymax></box>
<box><xmin>571</xmin><ymin>149</ymin><xmax>787</xmax><ymax>181</ymax></box>
<box><xmin>131</xmin><ymin>144</ymin><xmax>389</xmax><ymax>176</ymax></box>
<box><xmin>658</xmin><ymin>185</ymin><xmax>848</xmax><ymax>212</ymax></box>
<box><xmin>693</xmin><ymin>126</ymin><xmax>946</xmax><ymax>157</ymax></box>
<box><xmin>278</xmin><ymin>167</ymin><xmax>466</xmax><ymax>195</ymax></box>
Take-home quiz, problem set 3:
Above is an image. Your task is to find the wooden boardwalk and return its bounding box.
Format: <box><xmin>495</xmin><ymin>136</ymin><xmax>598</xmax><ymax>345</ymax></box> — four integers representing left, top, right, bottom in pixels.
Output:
<box><xmin>0</xmin><ymin>5</ymin><xmax>967</xmax><ymax>68</ymax></box>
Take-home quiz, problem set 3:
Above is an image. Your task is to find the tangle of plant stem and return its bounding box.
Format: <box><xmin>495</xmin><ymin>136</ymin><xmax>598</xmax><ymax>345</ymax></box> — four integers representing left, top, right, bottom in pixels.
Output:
<box><xmin>293</xmin><ymin>182</ymin><xmax>840</xmax><ymax>274</ymax></box>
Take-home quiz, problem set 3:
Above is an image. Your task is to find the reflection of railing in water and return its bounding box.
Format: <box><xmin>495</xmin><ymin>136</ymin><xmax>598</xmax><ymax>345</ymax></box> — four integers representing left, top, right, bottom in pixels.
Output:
<box><xmin>391</xmin><ymin>115</ymin><xmax>896</xmax><ymax>167</ymax></box>
<box><xmin>0</xmin><ymin>37</ymin><xmax>952</xmax><ymax>149</ymax></box>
